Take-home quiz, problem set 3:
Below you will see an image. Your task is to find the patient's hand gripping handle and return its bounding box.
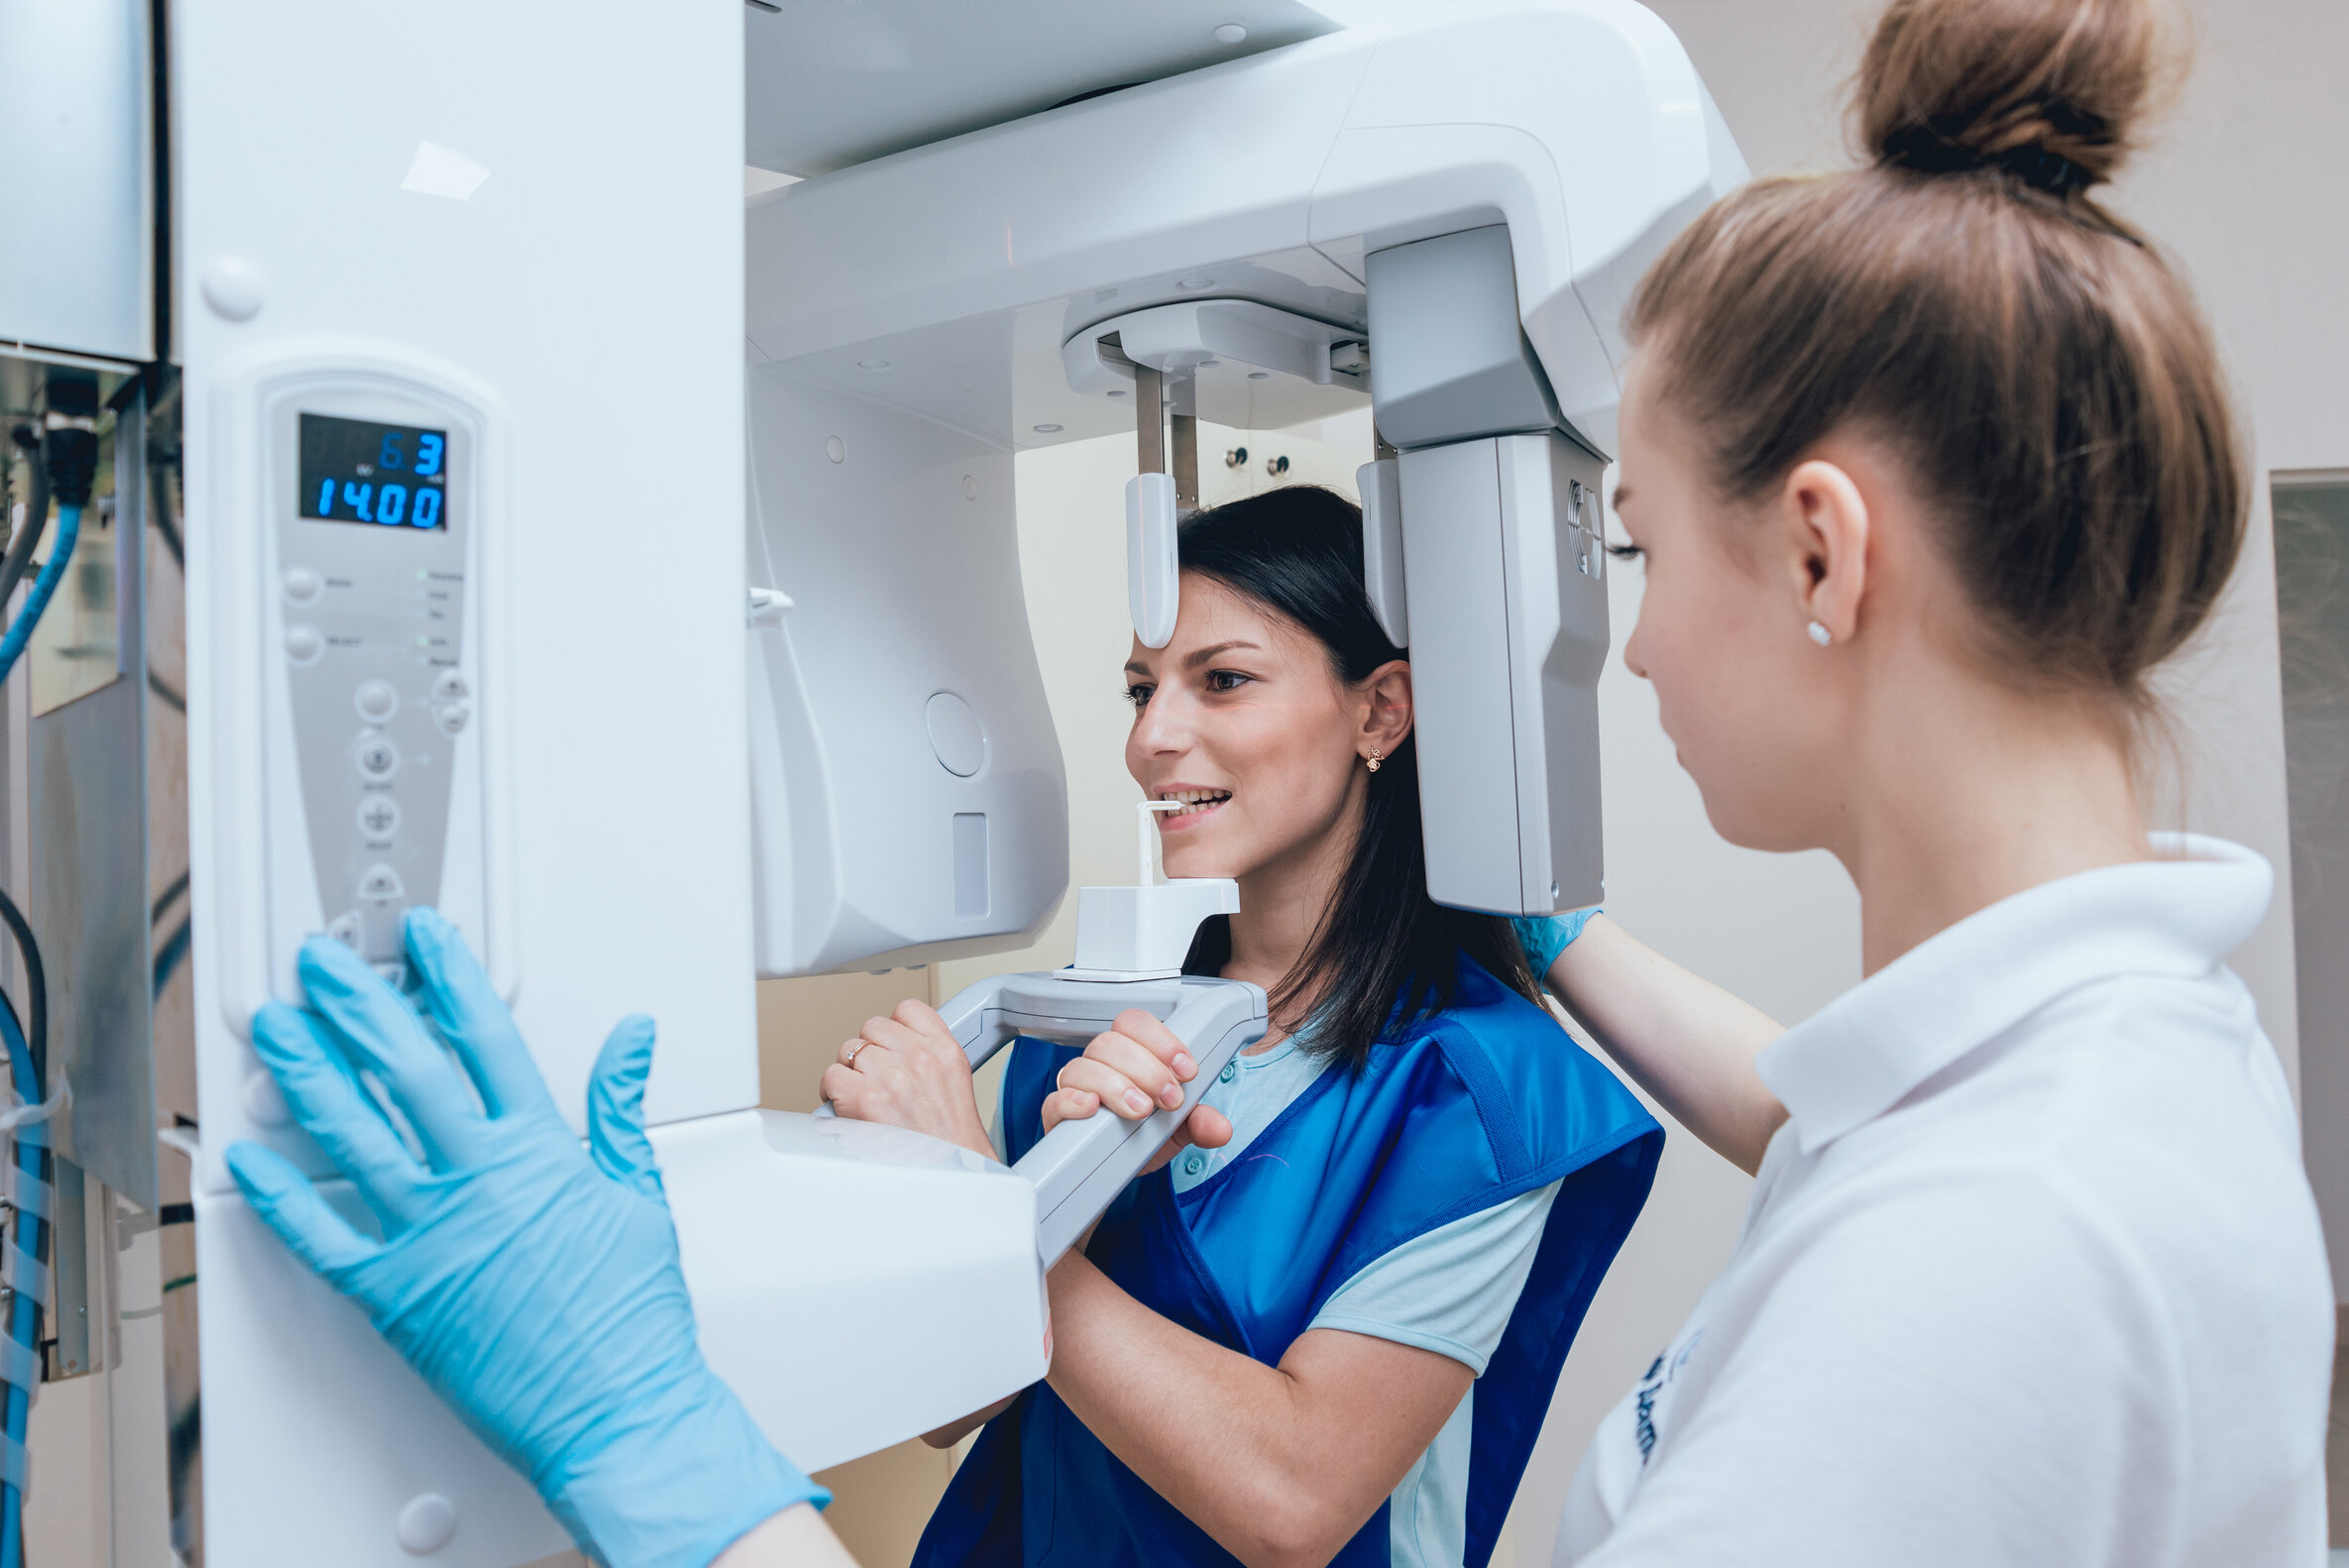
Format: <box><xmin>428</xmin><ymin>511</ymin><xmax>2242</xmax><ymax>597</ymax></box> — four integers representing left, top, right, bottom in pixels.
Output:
<box><xmin>938</xmin><ymin>972</ymin><xmax>1267</xmax><ymax>1267</ymax></box>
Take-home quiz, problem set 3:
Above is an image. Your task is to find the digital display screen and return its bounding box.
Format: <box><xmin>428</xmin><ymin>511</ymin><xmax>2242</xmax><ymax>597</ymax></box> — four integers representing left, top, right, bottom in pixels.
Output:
<box><xmin>298</xmin><ymin>413</ymin><xmax>450</xmax><ymax>530</ymax></box>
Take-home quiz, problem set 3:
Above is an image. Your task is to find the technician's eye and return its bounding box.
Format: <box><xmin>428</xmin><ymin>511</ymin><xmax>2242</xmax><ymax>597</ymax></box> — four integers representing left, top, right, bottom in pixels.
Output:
<box><xmin>1204</xmin><ymin>669</ymin><xmax>1252</xmax><ymax>693</ymax></box>
<box><xmin>1123</xmin><ymin>683</ymin><xmax>1154</xmax><ymax>710</ymax></box>
<box><xmin>1606</xmin><ymin>541</ymin><xmax>1644</xmax><ymax>562</ymax></box>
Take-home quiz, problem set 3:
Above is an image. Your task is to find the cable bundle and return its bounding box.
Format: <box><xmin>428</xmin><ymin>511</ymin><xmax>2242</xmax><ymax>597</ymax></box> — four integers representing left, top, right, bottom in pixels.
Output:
<box><xmin>0</xmin><ymin>952</ymin><xmax>50</xmax><ymax>1568</ymax></box>
<box><xmin>0</xmin><ymin>379</ymin><xmax>92</xmax><ymax>1568</ymax></box>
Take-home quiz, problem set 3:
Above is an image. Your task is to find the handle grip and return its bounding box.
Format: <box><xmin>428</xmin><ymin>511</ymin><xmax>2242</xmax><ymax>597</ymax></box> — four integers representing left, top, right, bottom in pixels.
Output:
<box><xmin>825</xmin><ymin>970</ymin><xmax>1267</xmax><ymax>1266</ymax></box>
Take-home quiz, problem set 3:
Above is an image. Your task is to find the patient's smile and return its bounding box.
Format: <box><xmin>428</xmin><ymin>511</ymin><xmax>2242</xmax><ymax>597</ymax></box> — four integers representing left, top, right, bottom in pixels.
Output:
<box><xmin>1155</xmin><ymin>785</ymin><xmax>1232</xmax><ymax>829</ymax></box>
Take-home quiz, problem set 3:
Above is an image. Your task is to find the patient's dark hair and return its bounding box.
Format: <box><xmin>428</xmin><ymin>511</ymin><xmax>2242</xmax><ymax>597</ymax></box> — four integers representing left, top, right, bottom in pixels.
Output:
<box><xmin>1175</xmin><ymin>485</ymin><xmax>1543</xmax><ymax>1065</ymax></box>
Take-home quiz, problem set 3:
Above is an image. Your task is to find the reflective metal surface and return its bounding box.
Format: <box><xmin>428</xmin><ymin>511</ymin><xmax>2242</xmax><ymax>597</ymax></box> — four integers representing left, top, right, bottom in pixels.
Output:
<box><xmin>32</xmin><ymin>381</ymin><xmax>156</xmax><ymax>1206</ymax></box>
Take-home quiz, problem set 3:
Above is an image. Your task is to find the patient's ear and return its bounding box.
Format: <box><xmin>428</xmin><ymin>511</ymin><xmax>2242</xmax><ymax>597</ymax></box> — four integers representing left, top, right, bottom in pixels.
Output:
<box><xmin>1361</xmin><ymin>659</ymin><xmax>1413</xmax><ymax>752</ymax></box>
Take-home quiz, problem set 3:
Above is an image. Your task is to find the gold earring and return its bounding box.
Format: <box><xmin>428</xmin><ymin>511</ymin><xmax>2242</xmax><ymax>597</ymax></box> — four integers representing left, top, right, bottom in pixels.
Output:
<box><xmin>1366</xmin><ymin>749</ymin><xmax>1383</xmax><ymax>772</ymax></box>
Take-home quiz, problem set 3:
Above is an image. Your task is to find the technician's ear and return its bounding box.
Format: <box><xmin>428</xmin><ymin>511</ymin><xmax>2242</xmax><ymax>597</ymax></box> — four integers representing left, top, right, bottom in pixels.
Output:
<box><xmin>1360</xmin><ymin>658</ymin><xmax>1414</xmax><ymax>756</ymax></box>
<box><xmin>1779</xmin><ymin>458</ymin><xmax>1870</xmax><ymax>646</ymax></box>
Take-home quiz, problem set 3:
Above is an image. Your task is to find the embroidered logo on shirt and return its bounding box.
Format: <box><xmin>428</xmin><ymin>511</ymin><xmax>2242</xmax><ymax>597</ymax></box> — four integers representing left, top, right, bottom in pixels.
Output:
<box><xmin>1631</xmin><ymin>1329</ymin><xmax>1704</xmax><ymax>1468</ymax></box>
<box><xmin>1633</xmin><ymin>1358</ymin><xmax>1665</xmax><ymax>1465</ymax></box>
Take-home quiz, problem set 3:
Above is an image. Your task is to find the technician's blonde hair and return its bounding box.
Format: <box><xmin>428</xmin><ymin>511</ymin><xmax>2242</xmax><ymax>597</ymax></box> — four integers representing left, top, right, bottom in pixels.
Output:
<box><xmin>1628</xmin><ymin>0</ymin><xmax>2240</xmax><ymax>710</ymax></box>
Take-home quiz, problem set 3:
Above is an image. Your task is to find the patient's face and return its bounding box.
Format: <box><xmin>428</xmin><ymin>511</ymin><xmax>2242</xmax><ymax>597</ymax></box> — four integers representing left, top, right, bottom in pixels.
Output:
<box><xmin>1124</xmin><ymin>574</ymin><xmax>1368</xmax><ymax>887</ymax></box>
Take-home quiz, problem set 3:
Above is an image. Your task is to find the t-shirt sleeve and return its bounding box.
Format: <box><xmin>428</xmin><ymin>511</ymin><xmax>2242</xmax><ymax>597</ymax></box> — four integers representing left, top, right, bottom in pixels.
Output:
<box><xmin>1307</xmin><ymin>1178</ymin><xmax>1562</xmax><ymax>1375</ymax></box>
<box><xmin>1564</xmin><ymin>1164</ymin><xmax>2184</xmax><ymax>1568</ymax></box>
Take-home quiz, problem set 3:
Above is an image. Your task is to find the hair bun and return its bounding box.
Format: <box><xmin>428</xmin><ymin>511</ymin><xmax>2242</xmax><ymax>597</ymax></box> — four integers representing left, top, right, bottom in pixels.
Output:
<box><xmin>1858</xmin><ymin>0</ymin><xmax>2164</xmax><ymax>193</ymax></box>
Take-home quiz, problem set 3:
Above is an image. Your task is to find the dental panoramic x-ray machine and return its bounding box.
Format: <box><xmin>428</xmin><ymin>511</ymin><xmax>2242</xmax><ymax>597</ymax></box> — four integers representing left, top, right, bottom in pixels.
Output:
<box><xmin>0</xmin><ymin>0</ymin><xmax>1738</xmax><ymax>1560</ymax></box>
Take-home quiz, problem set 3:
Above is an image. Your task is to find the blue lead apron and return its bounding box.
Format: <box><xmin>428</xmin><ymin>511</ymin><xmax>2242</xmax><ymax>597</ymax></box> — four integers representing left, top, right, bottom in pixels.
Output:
<box><xmin>914</xmin><ymin>956</ymin><xmax>1663</xmax><ymax>1568</ymax></box>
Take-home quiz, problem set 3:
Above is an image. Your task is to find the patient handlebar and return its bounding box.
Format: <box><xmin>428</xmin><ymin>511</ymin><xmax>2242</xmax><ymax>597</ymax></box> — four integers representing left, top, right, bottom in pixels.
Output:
<box><xmin>819</xmin><ymin>971</ymin><xmax>1267</xmax><ymax>1267</ymax></box>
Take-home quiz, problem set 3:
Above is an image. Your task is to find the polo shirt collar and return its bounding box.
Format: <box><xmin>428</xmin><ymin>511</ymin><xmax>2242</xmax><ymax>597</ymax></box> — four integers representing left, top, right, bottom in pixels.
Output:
<box><xmin>1755</xmin><ymin>834</ymin><xmax>2273</xmax><ymax>1155</ymax></box>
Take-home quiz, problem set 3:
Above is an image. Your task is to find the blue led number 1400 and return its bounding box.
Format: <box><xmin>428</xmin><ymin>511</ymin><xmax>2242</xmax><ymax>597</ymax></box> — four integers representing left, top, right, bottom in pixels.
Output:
<box><xmin>296</xmin><ymin>412</ymin><xmax>451</xmax><ymax>532</ymax></box>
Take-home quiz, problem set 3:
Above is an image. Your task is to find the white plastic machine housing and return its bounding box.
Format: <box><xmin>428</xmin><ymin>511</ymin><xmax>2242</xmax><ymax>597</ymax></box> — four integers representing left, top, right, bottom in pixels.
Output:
<box><xmin>747</xmin><ymin>0</ymin><xmax>1745</xmax><ymax>921</ymax></box>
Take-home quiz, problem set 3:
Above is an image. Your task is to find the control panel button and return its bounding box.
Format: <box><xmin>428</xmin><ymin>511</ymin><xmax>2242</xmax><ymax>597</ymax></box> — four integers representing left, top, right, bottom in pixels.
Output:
<box><xmin>285</xmin><ymin>624</ymin><xmax>323</xmax><ymax>665</ymax></box>
<box><xmin>283</xmin><ymin>566</ymin><xmax>321</xmax><ymax>604</ymax></box>
<box><xmin>431</xmin><ymin>702</ymin><xmax>471</xmax><ymax>736</ymax></box>
<box><xmin>430</xmin><ymin>670</ymin><xmax>470</xmax><ymax>703</ymax></box>
<box><xmin>325</xmin><ymin>911</ymin><xmax>364</xmax><ymax>950</ymax></box>
<box><xmin>357</xmin><ymin>863</ymin><xmax>405</xmax><ymax>905</ymax></box>
<box><xmin>354</xmin><ymin>679</ymin><xmax>399</xmax><ymax>723</ymax></box>
<box><xmin>354</xmin><ymin>733</ymin><xmax>399</xmax><ymax>781</ymax></box>
<box><xmin>357</xmin><ymin>797</ymin><xmax>400</xmax><ymax>840</ymax></box>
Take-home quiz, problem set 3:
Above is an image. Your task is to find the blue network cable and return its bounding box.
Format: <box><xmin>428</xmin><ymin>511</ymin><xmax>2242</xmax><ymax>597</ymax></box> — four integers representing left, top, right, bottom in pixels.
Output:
<box><xmin>0</xmin><ymin>994</ymin><xmax>44</xmax><ymax>1568</ymax></box>
<box><xmin>0</xmin><ymin>500</ymin><xmax>79</xmax><ymax>692</ymax></box>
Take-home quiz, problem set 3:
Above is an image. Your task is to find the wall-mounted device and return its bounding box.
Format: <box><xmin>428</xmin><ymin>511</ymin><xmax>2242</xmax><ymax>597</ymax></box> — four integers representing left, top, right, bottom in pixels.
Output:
<box><xmin>195</xmin><ymin>356</ymin><xmax>507</xmax><ymax>1198</ymax></box>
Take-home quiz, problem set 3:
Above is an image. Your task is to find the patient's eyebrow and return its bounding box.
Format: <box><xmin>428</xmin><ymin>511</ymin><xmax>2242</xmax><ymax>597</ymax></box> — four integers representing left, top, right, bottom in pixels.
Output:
<box><xmin>1124</xmin><ymin>639</ymin><xmax>1265</xmax><ymax>678</ymax></box>
<box><xmin>1183</xmin><ymin>640</ymin><xmax>1262</xmax><ymax>667</ymax></box>
<box><xmin>1611</xmin><ymin>483</ymin><xmax>1634</xmax><ymax>509</ymax></box>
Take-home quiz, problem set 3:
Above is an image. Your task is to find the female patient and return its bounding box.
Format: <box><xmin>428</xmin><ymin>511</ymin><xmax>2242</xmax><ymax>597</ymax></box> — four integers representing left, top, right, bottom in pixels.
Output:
<box><xmin>823</xmin><ymin>486</ymin><xmax>1661</xmax><ymax>1568</ymax></box>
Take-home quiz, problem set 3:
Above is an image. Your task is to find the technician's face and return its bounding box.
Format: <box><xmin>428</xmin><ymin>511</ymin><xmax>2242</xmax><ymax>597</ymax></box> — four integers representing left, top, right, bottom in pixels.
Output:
<box><xmin>1124</xmin><ymin>575</ymin><xmax>1369</xmax><ymax>885</ymax></box>
<box><xmin>1617</xmin><ymin>371</ymin><xmax>1826</xmax><ymax>851</ymax></box>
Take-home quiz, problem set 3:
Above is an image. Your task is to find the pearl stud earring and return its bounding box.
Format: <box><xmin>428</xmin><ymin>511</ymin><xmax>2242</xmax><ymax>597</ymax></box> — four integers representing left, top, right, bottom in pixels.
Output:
<box><xmin>1806</xmin><ymin>620</ymin><xmax>1833</xmax><ymax>647</ymax></box>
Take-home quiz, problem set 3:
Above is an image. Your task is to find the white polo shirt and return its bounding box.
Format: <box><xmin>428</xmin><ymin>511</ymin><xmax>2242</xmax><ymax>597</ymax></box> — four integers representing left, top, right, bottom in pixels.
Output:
<box><xmin>1552</xmin><ymin>836</ymin><xmax>2334</xmax><ymax>1568</ymax></box>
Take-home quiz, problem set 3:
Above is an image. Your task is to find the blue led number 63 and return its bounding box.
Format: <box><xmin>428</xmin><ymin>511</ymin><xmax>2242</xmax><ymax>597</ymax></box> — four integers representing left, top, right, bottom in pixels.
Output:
<box><xmin>378</xmin><ymin>431</ymin><xmax>406</xmax><ymax>472</ymax></box>
<box><xmin>414</xmin><ymin>432</ymin><xmax>445</xmax><ymax>478</ymax></box>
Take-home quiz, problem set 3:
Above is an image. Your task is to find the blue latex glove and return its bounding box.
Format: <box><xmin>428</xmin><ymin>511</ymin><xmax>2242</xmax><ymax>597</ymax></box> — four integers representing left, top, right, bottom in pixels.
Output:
<box><xmin>1512</xmin><ymin>908</ymin><xmax>1599</xmax><ymax>980</ymax></box>
<box><xmin>226</xmin><ymin>908</ymin><xmax>824</xmax><ymax>1568</ymax></box>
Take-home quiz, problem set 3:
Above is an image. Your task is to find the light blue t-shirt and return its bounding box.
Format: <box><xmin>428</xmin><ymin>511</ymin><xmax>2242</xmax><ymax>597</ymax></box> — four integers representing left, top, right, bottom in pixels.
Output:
<box><xmin>995</xmin><ymin>1026</ymin><xmax>1561</xmax><ymax>1568</ymax></box>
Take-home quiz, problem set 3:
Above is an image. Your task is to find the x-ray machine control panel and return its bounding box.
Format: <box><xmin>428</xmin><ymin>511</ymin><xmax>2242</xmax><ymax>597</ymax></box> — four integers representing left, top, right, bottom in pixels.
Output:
<box><xmin>260</xmin><ymin>377</ymin><xmax>489</xmax><ymax>993</ymax></box>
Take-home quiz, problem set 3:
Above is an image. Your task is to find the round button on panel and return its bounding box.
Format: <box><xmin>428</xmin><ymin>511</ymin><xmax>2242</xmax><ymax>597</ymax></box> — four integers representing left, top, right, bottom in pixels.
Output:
<box><xmin>325</xmin><ymin>912</ymin><xmax>364</xmax><ymax>950</ymax></box>
<box><xmin>285</xmin><ymin>624</ymin><xmax>323</xmax><ymax>665</ymax></box>
<box><xmin>430</xmin><ymin>670</ymin><xmax>470</xmax><ymax>703</ymax></box>
<box><xmin>355</xmin><ymin>733</ymin><xmax>400</xmax><ymax>781</ymax></box>
<box><xmin>394</xmin><ymin>1492</ymin><xmax>457</xmax><ymax>1555</ymax></box>
<box><xmin>357</xmin><ymin>796</ymin><xmax>400</xmax><ymax>840</ymax></box>
<box><xmin>283</xmin><ymin>566</ymin><xmax>321</xmax><ymax>604</ymax></box>
<box><xmin>355</xmin><ymin>679</ymin><xmax>399</xmax><ymax>723</ymax></box>
<box><xmin>431</xmin><ymin>702</ymin><xmax>471</xmax><ymax>736</ymax></box>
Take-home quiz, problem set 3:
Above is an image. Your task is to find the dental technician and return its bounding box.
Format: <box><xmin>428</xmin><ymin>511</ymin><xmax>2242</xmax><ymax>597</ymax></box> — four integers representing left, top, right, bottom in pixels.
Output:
<box><xmin>225</xmin><ymin>0</ymin><xmax>2333</xmax><ymax>1564</ymax></box>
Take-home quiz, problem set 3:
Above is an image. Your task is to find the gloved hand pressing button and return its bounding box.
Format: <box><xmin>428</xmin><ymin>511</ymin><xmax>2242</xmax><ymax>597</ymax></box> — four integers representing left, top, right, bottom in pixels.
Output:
<box><xmin>226</xmin><ymin>907</ymin><xmax>826</xmax><ymax>1568</ymax></box>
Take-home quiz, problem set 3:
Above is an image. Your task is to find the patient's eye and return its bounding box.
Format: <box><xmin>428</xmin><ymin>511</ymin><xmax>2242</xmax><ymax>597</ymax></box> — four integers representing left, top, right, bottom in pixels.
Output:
<box><xmin>1606</xmin><ymin>541</ymin><xmax>1643</xmax><ymax>562</ymax></box>
<box><xmin>1204</xmin><ymin>669</ymin><xmax>1252</xmax><ymax>693</ymax></box>
<box><xmin>1124</xmin><ymin>682</ymin><xmax>1154</xmax><ymax>710</ymax></box>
